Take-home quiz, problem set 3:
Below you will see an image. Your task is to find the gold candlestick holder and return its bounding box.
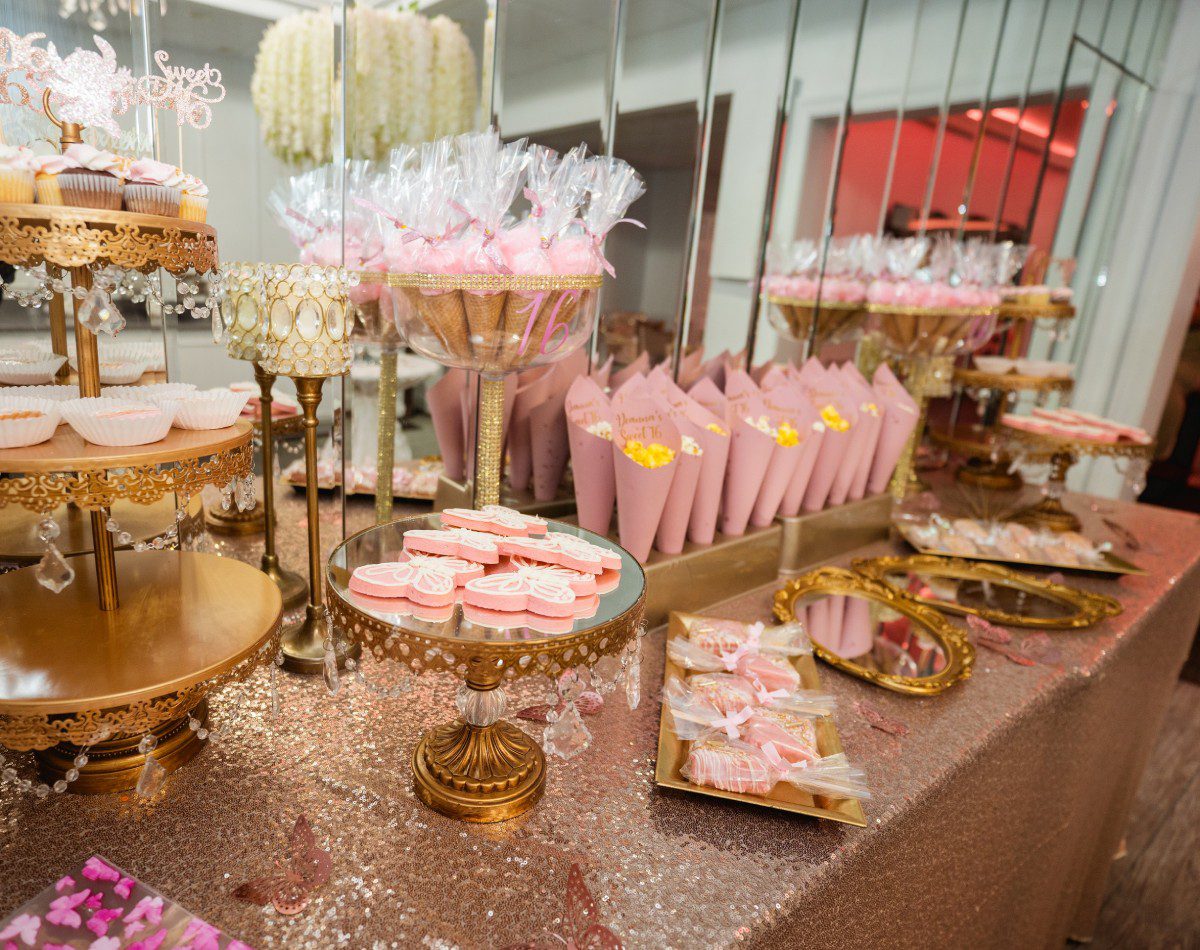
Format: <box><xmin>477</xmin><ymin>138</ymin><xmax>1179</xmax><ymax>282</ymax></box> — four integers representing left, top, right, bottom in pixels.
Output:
<box><xmin>256</xmin><ymin>263</ymin><xmax>357</xmax><ymax>674</ymax></box>
<box><xmin>255</xmin><ymin>361</ymin><xmax>307</xmax><ymax>611</ymax></box>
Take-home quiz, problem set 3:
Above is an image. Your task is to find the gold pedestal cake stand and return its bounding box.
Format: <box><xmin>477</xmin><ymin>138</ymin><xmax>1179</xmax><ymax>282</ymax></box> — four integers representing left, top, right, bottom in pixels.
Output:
<box><xmin>764</xmin><ymin>294</ymin><xmax>866</xmax><ymax>358</ymax></box>
<box><xmin>1002</xmin><ymin>425</ymin><xmax>1155</xmax><ymax>532</ymax></box>
<box><xmin>932</xmin><ymin>366</ymin><xmax>1074</xmax><ymax>491</ymax></box>
<box><xmin>0</xmin><ymin>550</ymin><xmax>281</xmax><ymax>792</ymax></box>
<box><xmin>327</xmin><ymin>514</ymin><xmax>645</xmax><ymax>822</ymax></box>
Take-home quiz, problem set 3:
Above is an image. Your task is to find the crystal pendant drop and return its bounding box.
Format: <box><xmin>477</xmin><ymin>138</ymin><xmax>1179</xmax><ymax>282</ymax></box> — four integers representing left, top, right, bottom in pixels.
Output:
<box><xmin>76</xmin><ymin>287</ymin><xmax>126</xmax><ymax>337</ymax></box>
<box><xmin>543</xmin><ymin>702</ymin><xmax>590</xmax><ymax>759</ymax></box>
<box><xmin>135</xmin><ymin>754</ymin><xmax>167</xmax><ymax>798</ymax></box>
<box><xmin>323</xmin><ymin>650</ymin><xmax>341</xmax><ymax>697</ymax></box>
<box><xmin>625</xmin><ymin>645</ymin><xmax>642</xmax><ymax>711</ymax></box>
<box><xmin>35</xmin><ymin>545</ymin><xmax>74</xmax><ymax>594</ymax></box>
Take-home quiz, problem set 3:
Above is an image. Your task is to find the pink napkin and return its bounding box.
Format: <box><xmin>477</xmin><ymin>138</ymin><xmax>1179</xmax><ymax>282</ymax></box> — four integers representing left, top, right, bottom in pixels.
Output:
<box><xmin>612</xmin><ymin>388</ymin><xmax>681</xmax><ymax>562</ymax></box>
<box><xmin>565</xmin><ymin>376</ymin><xmax>616</xmax><ymax>535</ymax></box>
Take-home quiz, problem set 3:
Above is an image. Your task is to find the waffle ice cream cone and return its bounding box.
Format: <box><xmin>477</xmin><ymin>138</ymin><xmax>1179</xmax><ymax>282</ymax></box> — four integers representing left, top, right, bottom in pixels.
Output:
<box><xmin>463</xmin><ymin>290</ymin><xmax>507</xmax><ymax>370</ymax></box>
<box><xmin>406</xmin><ymin>288</ymin><xmax>473</xmax><ymax>363</ymax></box>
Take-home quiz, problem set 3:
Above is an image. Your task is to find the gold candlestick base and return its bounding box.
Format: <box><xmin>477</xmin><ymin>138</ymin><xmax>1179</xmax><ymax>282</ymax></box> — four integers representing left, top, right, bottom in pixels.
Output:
<box><xmin>1012</xmin><ymin>495</ymin><xmax>1082</xmax><ymax>533</ymax></box>
<box><xmin>956</xmin><ymin>457</ymin><xmax>1023</xmax><ymax>491</ymax></box>
<box><xmin>36</xmin><ymin>700</ymin><xmax>208</xmax><ymax>795</ymax></box>
<box><xmin>280</xmin><ymin>604</ymin><xmax>361</xmax><ymax>674</ymax></box>
<box><xmin>412</xmin><ymin>718</ymin><xmax>546</xmax><ymax>823</ymax></box>
<box><xmin>204</xmin><ymin>499</ymin><xmax>266</xmax><ymax>535</ymax></box>
<box><xmin>263</xmin><ymin>553</ymin><xmax>307</xmax><ymax>612</ymax></box>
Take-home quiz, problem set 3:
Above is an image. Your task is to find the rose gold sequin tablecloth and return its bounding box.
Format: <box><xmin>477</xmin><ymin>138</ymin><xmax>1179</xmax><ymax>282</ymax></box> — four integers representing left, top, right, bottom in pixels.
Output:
<box><xmin>1</xmin><ymin>484</ymin><xmax>1198</xmax><ymax>949</ymax></box>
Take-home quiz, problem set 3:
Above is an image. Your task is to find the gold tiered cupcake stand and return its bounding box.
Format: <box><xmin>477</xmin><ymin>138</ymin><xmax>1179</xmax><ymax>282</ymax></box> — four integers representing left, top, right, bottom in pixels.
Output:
<box><xmin>1002</xmin><ymin>424</ymin><xmax>1155</xmax><ymax>532</ymax></box>
<box><xmin>327</xmin><ymin>514</ymin><xmax>645</xmax><ymax>822</ymax></box>
<box><xmin>930</xmin><ymin>366</ymin><xmax>1073</xmax><ymax>490</ymax></box>
<box><xmin>0</xmin><ymin>202</ymin><xmax>283</xmax><ymax>792</ymax></box>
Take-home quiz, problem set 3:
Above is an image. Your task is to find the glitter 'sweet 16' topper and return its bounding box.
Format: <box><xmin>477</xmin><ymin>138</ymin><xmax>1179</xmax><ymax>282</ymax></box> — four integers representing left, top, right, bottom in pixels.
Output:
<box><xmin>0</xmin><ymin>28</ymin><xmax>226</xmax><ymax>136</ymax></box>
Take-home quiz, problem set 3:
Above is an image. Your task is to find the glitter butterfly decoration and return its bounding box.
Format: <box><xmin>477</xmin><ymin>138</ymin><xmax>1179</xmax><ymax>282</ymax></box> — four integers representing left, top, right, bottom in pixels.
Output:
<box><xmin>232</xmin><ymin>815</ymin><xmax>332</xmax><ymax>917</ymax></box>
<box><xmin>854</xmin><ymin>700</ymin><xmax>910</xmax><ymax>737</ymax></box>
<box><xmin>504</xmin><ymin>864</ymin><xmax>622</xmax><ymax>950</ymax></box>
<box><xmin>463</xmin><ymin>571</ymin><xmax>577</xmax><ymax>618</ymax></box>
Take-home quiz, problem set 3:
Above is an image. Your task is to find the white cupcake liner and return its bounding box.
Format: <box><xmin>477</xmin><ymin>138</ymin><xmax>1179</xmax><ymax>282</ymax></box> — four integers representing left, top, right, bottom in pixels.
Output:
<box><xmin>102</xmin><ymin>382</ymin><xmax>197</xmax><ymax>405</ymax></box>
<box><xmin>2</xmin><ymin>384</ymin><xmax>79</xmax><ymax>407</ymax></box>
<box><xmin>972</xmin><ymin>356</ymin><xmax>1017</xmax><ymax>375</ymax></box>
<box><xmin>72</xmin><ymin>341</ymin><xmax>166</xmax><ymax>373</ymax></box>
<box><xmin>0</xmin><ymin>355</ymin><xmax>67</xmax><ymax>385</ymax></box>
<box><xmin>173</xmin><ymin>388</ymin><xmax>253</xmax><ymax>430</ymax></box>
<box><xmin>57</xmin><ymin>172</ymin><xmax>123</xmax><ymax>211</ymax></box>
<box><xmin>1015</xmin><ymin>359</ymin><xmax>1073</xmax><ymax>379</ymax></box>
<box><xmin>61</xmin><ymin>396</ymin><xmax>176</xmax><ymax>446</ymax></box>
<box><xmin>95</xmin><ymin>361</ymin><xmax>147</xmax><ymax>385</ymax></box>
<box><xmin>0</xmin><ymin>397</ymin><xmax>60</xmax><ymax>448</ymax></box>
<box><xmin>124</xmin><ymin>183</ymin><xmax>181</xmax><ymax>217</ymax></box>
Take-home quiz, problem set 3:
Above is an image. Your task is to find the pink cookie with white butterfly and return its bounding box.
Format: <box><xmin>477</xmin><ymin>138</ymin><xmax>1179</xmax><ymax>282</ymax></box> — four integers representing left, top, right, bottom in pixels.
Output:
<box><xmin>499</xmin><ymin>532</ymin><xmax>622</xmax><ymax>575</ymax></box>
<box><xmin>349</xmin><ymin>589</ymin><xmax>456</xmax><ymax>624</ymax></box>
<box><xmin>439</xmin><ymin>504</ymin><xmax>549</xmax><ymax>537</ymax></box>
<box><xmin>463</xmin><ymin>571</ymin><xmax>577</xmax><ymax>617</ymax></box>
<box><xmin>462</xmin><ymin>603</ymin><xmax>575</xmax><ymax>636</ymax></box>
<box><xmin>349</xmin><ymin>561</ymin><xmax>457</xmax><ymax>606</ymax></box>
<box><xmin>398</xmin><ymin>550</ymin><xmax>486</xmax><ymax>585</ymax></box>
<box><xmin>492</xmin><ymin>555</ymin><xmax>599</xmax><ymax>596</ymax></box>
<box><xmin>402</xmin><ymin>527</ymin><xmax>503</xmax><ymax>564</ymax></box>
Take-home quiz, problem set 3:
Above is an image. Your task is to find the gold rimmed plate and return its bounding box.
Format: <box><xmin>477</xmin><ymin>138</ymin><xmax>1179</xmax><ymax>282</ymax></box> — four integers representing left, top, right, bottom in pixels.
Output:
<box><xmin>653</xmin><ymin>611</ymin><xmax>867</xmax><ymax>827</ymax></box>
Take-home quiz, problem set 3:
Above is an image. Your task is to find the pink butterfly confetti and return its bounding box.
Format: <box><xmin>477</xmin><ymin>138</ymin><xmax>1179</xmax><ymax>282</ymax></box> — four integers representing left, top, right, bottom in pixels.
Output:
<box><xmin>86</xmin><ymin>908</ymin><xmax>122</xmax><ymax>938</ymax></box>
<box><xmin>0</xmin><ymin>913</ymin><xmax>39</xmax><ymax>946</ymax></box>
<box><xmin>966</xmin><ymin>614</ymin><xmax>1011</xmax><ymax>643</ymax></box>
<box><xmin>503</xmin><ymin>864</ymin><xmax>623</xmax><ymax>950</ymax></box>
<box><xmin>232</xmin><ymin>815</ymin><xmax>332</xmax><ymax>918</ymax></box>
<box><xmin>854</xmin><ymin>700</ymin><xmax>910</xmax><ymax>737</ymax></box>
<box><xmin>1021</xmin><ymin>632</ymin><xmax>1063</xmax><ymax>666</ymax></box>
<box><xmin>81</xmin><ymin>858</ymin><xmax>119</xmax><ymax>883</ymax></box>
<box><xmin>46</xmin><ymin>890</ymin><xmax>90</xmax><ymax>928</ymax></box>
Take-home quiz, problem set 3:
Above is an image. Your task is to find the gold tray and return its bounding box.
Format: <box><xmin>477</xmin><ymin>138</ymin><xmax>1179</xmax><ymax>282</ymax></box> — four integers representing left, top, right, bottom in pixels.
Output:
<box><xmin>894</xmin><ymin>522</ymin><xmax>1145</xmax><ymax>575</ymax></box>
<box><xmin>653</xmin><ymin>611</ymin><xmax>867</xmax><ymax>827</ymax></box>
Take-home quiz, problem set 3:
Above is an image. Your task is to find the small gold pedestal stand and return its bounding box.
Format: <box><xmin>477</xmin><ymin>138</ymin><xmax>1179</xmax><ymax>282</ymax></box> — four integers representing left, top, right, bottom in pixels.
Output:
<box><xmin>327</xmin><ymin>515</ymin><xmax>645</xmax><ymax>822</ymax></box>
<box><xmin>1003</xmin><ymin>424</ymin><xmax>1155</xmax><ymax>532</ymax></box>
<box><xmin>931</xmin><ymin>366</ymin><xmax>1074</xmax><ymax>492</ymax></box>
<box><xmin>256</xmin><ymin>263</ymin><xmax>359</xmax><ymax>674</ymax></box>
<box><xmin>764</xmin><ymin>295</ymin><xmax>867</xmax><ymax>359</ymax></box>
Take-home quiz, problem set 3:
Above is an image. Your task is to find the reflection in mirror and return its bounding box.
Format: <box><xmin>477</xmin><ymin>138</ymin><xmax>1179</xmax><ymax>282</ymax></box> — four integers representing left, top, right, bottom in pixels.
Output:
<box><xmin>853</xmin><ymin>553</ymin><xmax>1123</xmax><ymax>628</ymax></box>
<box><xmin>774</xmin><ymin>567</ymin><xmax>973</xmax><ymax>695</ymax></box>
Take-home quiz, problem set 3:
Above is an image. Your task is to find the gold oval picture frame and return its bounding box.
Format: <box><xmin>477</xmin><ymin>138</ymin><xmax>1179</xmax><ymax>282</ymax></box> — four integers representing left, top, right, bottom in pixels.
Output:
<box><xmin>773</xmin><ymin>566</ymin><xmax>974</xmax><ymax>697</ymax></box>
<box><xmin>851</xmin><ymin>554</ymin><xmax>1123</xmax><ymax>630</ymax></box>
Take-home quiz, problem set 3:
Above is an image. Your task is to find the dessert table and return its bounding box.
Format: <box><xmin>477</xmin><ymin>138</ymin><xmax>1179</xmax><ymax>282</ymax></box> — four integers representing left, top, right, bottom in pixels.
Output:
<box><xmin>0</xmin><ymin>485</ymin><xmax>1197</xmax><ymax>949</ymax></box>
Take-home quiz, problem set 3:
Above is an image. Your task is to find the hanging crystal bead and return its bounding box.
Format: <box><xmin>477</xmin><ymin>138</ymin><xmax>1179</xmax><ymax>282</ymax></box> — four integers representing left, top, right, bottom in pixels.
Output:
<box><xmin>543</xmin><ymin>702</ymin><xmax>591</xmax><ymax>759</ymax></box>
<box><xmin>135</xmin><ymin>754</ymin><xmax>167</xmax><ymax>798</ymax></box>
<box><xmin>35</xmin><ymin>545</ymin><xmax>74</xmax><ymax>594</ymax></box>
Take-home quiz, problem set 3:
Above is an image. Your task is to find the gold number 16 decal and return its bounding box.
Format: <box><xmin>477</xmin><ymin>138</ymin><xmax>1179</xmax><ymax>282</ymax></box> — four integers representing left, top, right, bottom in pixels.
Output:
<box><xmin>516</xmin><ymin>290</ymin><xmax>581</xmax><ymax>358</ymax></box>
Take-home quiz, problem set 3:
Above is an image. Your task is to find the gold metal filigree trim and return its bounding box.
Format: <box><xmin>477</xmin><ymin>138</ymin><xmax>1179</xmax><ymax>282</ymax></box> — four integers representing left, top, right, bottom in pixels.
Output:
<box><xmin>953</xmin><ymin>366</ymin><xmax>1075</xmax><ymax>394</ymax></box>
<box><xmin>773</xmin><ymin>566</ymin><xmax>974</xmax><ymax>696</ymax></box>
<box><xmin>763</xmin><ymin>294</ymin><xmax>864</xmax><ymax>312</ymax></box>
<box><xmin>851</xmin><ymin>554</ymin><xmax>1123</xmax><ymax>629</ymax></box>
<box><xmin>0</xmin><ymin>204</ymin><xmax>219</xmax><ymax>274</ymax></box>
<box><xmin>866</xmin><ymin>303</ymin><xmax>998</xmax><ymax>318</ymax></box>
<box><xmin>0</xmin><ymin>440</ymin><xmax>252</xmax><ymax>513</ymax></box>
<box><xmin>1003</xmin><ymin>424</ymin><xmax>1155</xmax><ymax>460</ymax></box>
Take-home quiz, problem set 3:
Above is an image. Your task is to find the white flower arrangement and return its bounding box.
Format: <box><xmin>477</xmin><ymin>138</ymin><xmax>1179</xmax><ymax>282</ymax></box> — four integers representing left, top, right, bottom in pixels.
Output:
<box><xmin>251</xmin><ymin>8</ymin><xmax>477</xmax><ymax>167</ymax></box>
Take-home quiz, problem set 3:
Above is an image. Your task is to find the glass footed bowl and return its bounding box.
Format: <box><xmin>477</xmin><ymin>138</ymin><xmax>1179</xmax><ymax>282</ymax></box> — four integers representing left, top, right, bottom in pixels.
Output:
<box><xmin>379</xmin><ymin>273</ymin><xmax>603</xmax><ymax>376</ymax></box>
<box><xmin>866</xmin><ymin>304</ymin><xmax>998</xmax><ymax>358</ymax></box>
<box><xmin>765</xmin><ymin>294</ymin><xmax>867</xmax><ymax>348</ymax></box>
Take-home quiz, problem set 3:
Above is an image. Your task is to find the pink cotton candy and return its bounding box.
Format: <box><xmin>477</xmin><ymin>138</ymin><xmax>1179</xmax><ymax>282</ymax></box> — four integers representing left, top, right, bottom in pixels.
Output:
<box><xmin>507</xmin><ymin>245</ymin><xmax>554</xmax><ymax>276</ymax></box>
<box><xmin>549</xmin><ymin>233</ymin><xmax>599</xmax><ymax>275</ymax></box>
<box><xmin>412</xmin><ymin>241</ymin><xmax>459</xmax><ymax>274</ymax></box>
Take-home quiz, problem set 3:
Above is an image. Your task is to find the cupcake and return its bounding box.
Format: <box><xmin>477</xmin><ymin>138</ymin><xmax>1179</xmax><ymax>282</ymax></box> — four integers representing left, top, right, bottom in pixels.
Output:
<box><xmin>0</xmin><ymin>145</ymin><xmax>36</xmax><ymax>203</ymax></box>
<box><xmin>31</xmin><ymin>153</ymin><xmax>79</xmax><ymax>205</ymax></box>
<box><xmin>58</xmin><ymin>143</ymin><xmax>125</xmax><ymax>210</ymax></box>
<box><xmin>124</xmin><ymin>158</ymin><xmax>184</xmax><ymax>216</ymax></box>
<box><xmin>178</xmin><ymin>172</ymin><xmax>208</xmax><ymax>222</ymax></box>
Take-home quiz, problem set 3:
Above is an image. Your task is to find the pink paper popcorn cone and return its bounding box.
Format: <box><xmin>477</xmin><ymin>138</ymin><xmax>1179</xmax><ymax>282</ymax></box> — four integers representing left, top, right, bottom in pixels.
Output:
<box><xmin>867</xmin><ymin>363</ymin><xmax>920</xmax><ymax>494</ymax></box>
<box><xmin>750</xmin><ymin>387</ymin><xmax>817</xmax><ymax>528</ymax></box>
<box><xmin>590</xmin><ymin>354</ymin><xmax>614</xmax><ymax>389</ymax></box>
<box><xmin>610</xmin><ymin>351</ymin><xmax>650</xmax><ymax>391</ymax></box>
<box><xmin>612</xmin><ymin>390</ymin><xmax>681</xmax><ymax>562</ymax></box>
<box><xmin>839</xmin><ymin>364</ymin><xmax>886</xmax><ymax>501</ymax></box>
<box><xmin>795</xmin><ymin>356</ymin><xmax>828</xmax><ymax>388</ymax></box>
<box><xmin>828</xmin><ymin>594</ymin><xmax>846</xmax><ymax>651</ymax></box>
<box><xmin>802</xmin><ymin>395</ymin><xmax>858</xmax><ymax>511</ymax></box>
<box><xmin>428</xmin><ymin>368</ymin><xmax>468</xmax><ymax>481</ymax></box>
<box><xmin>508</xmin><ymin>366</ymin><xmax>555</xmax><ymax>493</ymax></box>
<box><xmin>778</xmin><ymin>424</ymin><xmax>824</xmax><ymax>517</ymax></box>
<box><xmin>841</xmin><ymin>595</ymin><xmax>874</xmax><ymax>657</ymax></box>
<box><xmin>828</xmin><ymin>375</ymin><xmax>880</xmax><ymax>508</ymax></box>
<box><xmin>649</xmin><ymin>393</ymin><xmax>704</xmax><ymax>555</ymax></box>
<box><xmin>613</xmin><ymin>370</ymin><xmax>649</xmax><ymax>400</ymax></box>
<box><xmin>758</xmin><ymin>363</ymin><xmax>789</xmax><ymax>391</ymax></box>
<box><xmin>699</xmin><ymin>349</ymin><xmax>730</xmax><ymax>390</ymax></box>
<box><xmin>807</xmin><ymin>597</ymin><xmax>834</xmax><ymax>652</ymax></box>
<box><xmin>530</xmin><ymin>393</ymin><xmax>570</xmax><ymax>501</ymax></box>
<box><xmin>677</xmin><ymin>348</ymin><xmax>705</xmax><ymax>389</ymax></box>
<box><xmin>565</xmin><ymin>376</ymin><xmax>616</xmax><ymax>535</ymax></box>
<box><xmin>720</xmin><ymin>416</ymin><xmax>774</xmax><ymax>537</ymax></box>
<box><xmin>688</xmin><ymin>376</ymin><xmax>726</xmax><ymax>419</ymax></box>
<box><xmin>722</xmin><ymin>369</ymin><xmax>764</xmax><ymax>424</ymax></box>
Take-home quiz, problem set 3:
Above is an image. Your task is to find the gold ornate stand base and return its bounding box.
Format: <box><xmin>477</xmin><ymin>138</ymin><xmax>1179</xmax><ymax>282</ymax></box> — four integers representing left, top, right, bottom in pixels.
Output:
<box><xmin>957</xmin><ymin>458</ymin><xmax>1023</xmax><ymax>492</ymax></box>
<box><xmin>263</xmin><ymin>553</ymin><xmax>307</xmax><ymax>612</ymax></box>
<box><xmin>412</xmin><ymin>719</ymin><xmax>546</xmax><ymax>823</ymax></box>
<box><xmin>37</xmin><ymin>700</ymin><xmax>208</xmax><ymax>795</ymax></box>
<box><xmin>204</xmin><ymin>499</ymin><xmax>265</xmax><ymax>536</ymax></box>
<box><xmin>1012</xmin><ymin>495</ymin><xmax>1081</xmax><ymax>533</ymax></box>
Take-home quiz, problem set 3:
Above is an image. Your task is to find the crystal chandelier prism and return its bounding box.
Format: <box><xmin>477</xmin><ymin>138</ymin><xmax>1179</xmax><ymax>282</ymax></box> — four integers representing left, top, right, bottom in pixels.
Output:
<box><xmin>58</xmin><ymin>0</ymin><xmax>166</xmax><ymax>33</ymax></box>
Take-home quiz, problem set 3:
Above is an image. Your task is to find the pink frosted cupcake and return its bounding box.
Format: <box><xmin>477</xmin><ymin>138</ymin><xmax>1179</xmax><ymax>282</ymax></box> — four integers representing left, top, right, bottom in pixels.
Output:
<box><xmin>124</xmin><ymin>158</ymin><xmax>184</xmax><ymax>216</ymax></box>
<box><xmin>178</xmin><ymin>172</ymin><xmax>209</xmax><ymax>222</ymax></box>
<box><xmin>58</xmin><ymin>144</ymin><xmax>125</xmax><ymax>210</ymax></box>
<box><xmin>0</xmin><ymin>145</ymin><xmax>36</xmax><ymax>203</ymax></box>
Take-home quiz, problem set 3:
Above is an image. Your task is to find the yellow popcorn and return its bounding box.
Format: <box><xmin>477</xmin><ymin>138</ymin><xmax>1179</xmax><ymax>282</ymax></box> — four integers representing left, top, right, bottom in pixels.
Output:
<box><xmin>775</xmin><ymin>422</ymin><xmax>800</xmax><ymax>447</ymax></box>
<box><xmin>820</xmin><ymin>405</ymin><xmax>850</xmax><ymax>432</ymax></box>
<box><xmin>622</xmin><ymin>439</ymin><xmax>676</xmax><ymax>468</ymax></box>
<box><xmin>705</xmin><ymin>421</ymin><xmax>728</xmax><ymax>436</ymax></box>
<box><xmin>681</xmin><ymin>434</ymin><xmax>703</xmax><ymax>456</ymax></box>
